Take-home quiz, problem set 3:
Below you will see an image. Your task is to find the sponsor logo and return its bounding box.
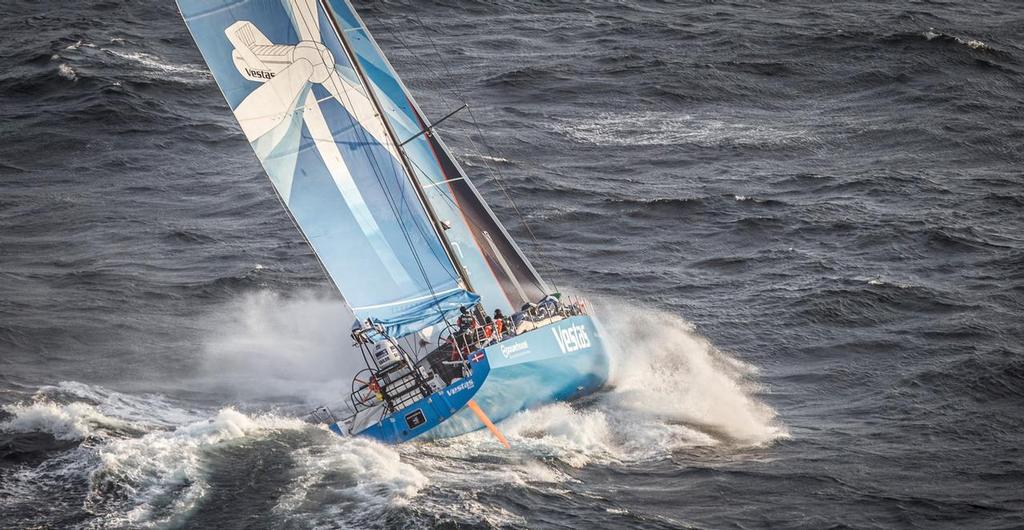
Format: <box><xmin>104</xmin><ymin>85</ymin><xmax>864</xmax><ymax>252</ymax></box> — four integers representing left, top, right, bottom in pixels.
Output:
<box><xmin>499</xmin><ymin>340</ymin><xmax>530</xmax><ymax>359</ymax></box>
<box><xmin>445</xmin><ymin>378</ymin><xmax>475</xmax><ymax>397</ymax></box>
<box><xmin>552</xmin><ymin>323</ymin><xmax>591</xmax><ymax>354</ymax></box>
<box><xmin>244</xmin><ymin>68</ymin><xmax>275</xmax><ymax>80</ymax></box>
<box><xmin>405</xmin><ymin>409</ymin><xmax>426</xmax><ymax>429</ymax></box>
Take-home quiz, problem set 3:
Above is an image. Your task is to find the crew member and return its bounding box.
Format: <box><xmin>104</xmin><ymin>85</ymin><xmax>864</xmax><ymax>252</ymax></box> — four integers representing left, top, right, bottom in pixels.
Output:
<box><xmin>493</xmin><ymin>309</ymin><xmax>506</xmax><ymax>338</ymax></box>
<box><xmin>455</xmin><ymin>305</ymin><xmax>478</xmax><ymax>352</ymax></box>
<box><xmin>482</xmin><ymin>316</ymin><xmax>495</xmax><ymax>341</ymax></box>
<box><xmin>457</xmin><ymin>306</ymin><xmax>476</xmax><ymax>330</ymax></box>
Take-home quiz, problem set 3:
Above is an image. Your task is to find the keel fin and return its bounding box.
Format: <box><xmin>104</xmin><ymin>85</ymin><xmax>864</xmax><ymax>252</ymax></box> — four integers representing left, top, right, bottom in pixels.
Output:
<box><xmin>467</xmin><ymin>399</ymin><xmax>510</xmax><ymax>449</ymax></box>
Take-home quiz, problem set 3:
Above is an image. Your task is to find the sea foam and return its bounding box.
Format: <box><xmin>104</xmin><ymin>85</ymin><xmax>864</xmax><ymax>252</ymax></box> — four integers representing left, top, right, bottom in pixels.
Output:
<box><xmin>419</xmin><ymin>300</ymin><xmax>787</xmax><ymax>467</ymax></box>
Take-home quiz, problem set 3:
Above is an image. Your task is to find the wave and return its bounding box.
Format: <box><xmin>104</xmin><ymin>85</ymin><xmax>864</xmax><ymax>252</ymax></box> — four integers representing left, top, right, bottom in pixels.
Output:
<box><xmin>599</xmin><ymin>302</ymin><xmax>787</xmax><ymax>446</ymax></box>
<box><xmin>482</xmin><ymin>65</ymin><xmax>570</xmax><ymax>89</ymax></box>
<box><xmin>1</xmin><ymin>401</ymin><xmax>133</xmax><ymax>441</ymax></box>
<box><xmin>2</xmin><ymin>297</ymin><xmax>786</xmax><ymax>527</ymax></box>
<box><xmin>0</xmin><ymin>380</ymin><xmax>426</xmax><ymax>528</ymax></box>
<box><xmin>274</xmin><ymin>437</ymin><xmax>429</xmax><ymax>527</ymax></box>
<box><xmin>86</xmin><ymin>408</ymin><xmax>307</xmax><ymax>528</ymax></box>
<box><xmin>420</xmin><ymin>301</ymin><xmax>787</xmax><ymax>470</ymax></box>
<box><xmin>101</xmin><ymin>49</ymin><xmax>208</xmax><ymax>78</ymax></box>
<box><xmin>37</xmin><ymin>40</ymin><xmax>212</xmax><ymax>90</ymax></box>
<box><xmin>57</xmin><ymin>63</ymin><xmax>77</xmax><ymax>81</ymax></box>
<box><xmin>0</xmin><ymin>382</ymin><xmax>198</xmax><ymax>441</ymax></box>
<box><xmin>460</xmin><ymin>152</ymin><xmax>514</xmax><ymax>168</ymax></box>
<box><xmin>864</xmin><ymin>276</ymin><xmax>914</xmax><ymax>289</ymax></box>
<box><xmin>556</xmin><ymin>111</ymin><xmax>822</xmax><ymax>149</ymax></box>
<box><xmin>921</xmin><ymin>29</ymin><xmax>994</xmax><ymax>52</ymax></box>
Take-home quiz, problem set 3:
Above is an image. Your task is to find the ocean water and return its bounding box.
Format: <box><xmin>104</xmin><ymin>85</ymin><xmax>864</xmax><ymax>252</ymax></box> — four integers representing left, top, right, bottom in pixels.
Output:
<box><xmin>2</xmin><ymin>0</ymin><xmax>1023</xmax><ymax>528</ymax></box>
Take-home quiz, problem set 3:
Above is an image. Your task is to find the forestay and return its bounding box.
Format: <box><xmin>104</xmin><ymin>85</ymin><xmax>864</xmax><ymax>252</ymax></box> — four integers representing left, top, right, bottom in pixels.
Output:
<box><xmin>325</xmin><ymin>1</ymin><xmax>551</xmax><ymax>314</ymax></box>
<box><xmin>176</xmin><ymin>0</ymin><xmax>479</xmax><ymax>337</ymax></box>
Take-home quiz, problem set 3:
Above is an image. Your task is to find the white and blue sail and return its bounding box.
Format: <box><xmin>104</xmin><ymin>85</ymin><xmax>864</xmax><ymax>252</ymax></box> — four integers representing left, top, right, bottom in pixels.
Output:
<box><xmin>176</xmin><ymin>0</ymin><xmax>479</xmax><ymax>337</ymax></box>
<box><xmin>325</xmin><ymin>1</ymin><xmax>552</xmax><ymax>314</ymax></box>
<box><xmin>177</xmin><ymin>0</ymin><xmax>611</xmax><ymax>445</ymax></box>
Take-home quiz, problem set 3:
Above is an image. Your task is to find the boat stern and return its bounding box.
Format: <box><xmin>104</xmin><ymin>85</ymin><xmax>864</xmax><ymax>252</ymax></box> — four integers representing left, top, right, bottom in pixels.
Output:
<box><xmin>337</xmin><ymin>349</ymin><xmax>491</xmax><ymax>444</ymax></box>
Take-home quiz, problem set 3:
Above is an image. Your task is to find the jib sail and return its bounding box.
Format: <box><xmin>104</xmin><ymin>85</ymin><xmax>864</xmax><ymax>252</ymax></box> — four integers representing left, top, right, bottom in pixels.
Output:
<box><xmin>324</xmin><ymin>1</ymin><xmax>552</xmax><ymax>313</ymax></box>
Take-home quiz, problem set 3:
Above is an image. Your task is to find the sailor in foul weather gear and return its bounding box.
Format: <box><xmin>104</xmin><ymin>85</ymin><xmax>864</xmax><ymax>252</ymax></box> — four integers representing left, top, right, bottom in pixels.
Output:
<box><xmin>493</xmin><ymin>309</ymin><xmax>506</xmax><ymax>338</ymax></box>
<box><xmin>482</xmin><ymin>316</ymin><xmax>495</xmax><ymax>343</ymax></box>
<box><xmin>456</xmin><ymin>305</ymin><xmax>477</xmax><ymax>332</ymax></box>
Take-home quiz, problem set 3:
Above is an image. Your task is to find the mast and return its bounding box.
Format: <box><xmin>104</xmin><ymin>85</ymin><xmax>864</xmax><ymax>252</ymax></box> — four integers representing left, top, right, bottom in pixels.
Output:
<box><xmin>320</xmin><ymin>0</ymin><xmax>476</xmax><ymax>296</ymax></box>
<box><xmin>335</xmin><ymin>1</ymin><xmax>550</xmax><ymax>310</ymax></box>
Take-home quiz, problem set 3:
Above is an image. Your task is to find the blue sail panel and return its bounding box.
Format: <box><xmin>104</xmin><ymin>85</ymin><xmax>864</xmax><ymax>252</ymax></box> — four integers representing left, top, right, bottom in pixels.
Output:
<box><xmin>177</xmin><ymin>0</ymin><xmax>477</xmax><ymax>336</ymax></box>
<box><xmin>325</xmin><ymin>0</ymin><xmax>551</xmax><ymax>315</ymax></box>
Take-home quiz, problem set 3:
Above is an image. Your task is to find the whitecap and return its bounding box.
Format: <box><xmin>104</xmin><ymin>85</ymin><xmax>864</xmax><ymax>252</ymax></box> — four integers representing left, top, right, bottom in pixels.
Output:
<box><xmin>0</xmin><ymin>401</ymin><xmax>132</xmax><ymax>441</ymax></box>
<box><xmin>274</xmin><ymin>435</ymin><xmax>428</xmax><ymax>524</ymax></box>
<box><xmin>57</xmin><ymin>63</ymin><xmax>77</xmax><ymax>81</ymax></box>
<box><xmin>557</xmin><ymin>111</ymin><xmax>818</xmax><ymax>148</ymax></box>
<box><xmin>421</xmin><ymin>301</ymin><xmax>785</xmax><ymax>470</ymax></box>
<box><xmin>87</xmin><ymin>408</ymin><xmax>307</xmax><ymax>527</ymax></box>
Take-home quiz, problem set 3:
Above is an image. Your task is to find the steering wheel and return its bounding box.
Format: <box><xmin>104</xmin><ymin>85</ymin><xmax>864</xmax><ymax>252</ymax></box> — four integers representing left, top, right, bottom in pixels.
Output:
<box><xmin>350</xmin><ymin>368</ymin><xmax>378</xmax><ymax>406</ymax></box>
<box><xmin>437</xmin><ymin>325</ymin><xmax>454</xmax><ymax>350</ymax></box>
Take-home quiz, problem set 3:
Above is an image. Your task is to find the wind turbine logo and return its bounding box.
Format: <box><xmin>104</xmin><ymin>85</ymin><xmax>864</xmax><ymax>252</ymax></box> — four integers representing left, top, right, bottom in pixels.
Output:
<box><xmin>223</xmin><ymin>0</ymin><xmax>393</xmax><ymax>152</ymax></box>
<box><xmin>222</xmin><ymin>0</ymin><xmax>413</xmax><ymax>286</ymax></box>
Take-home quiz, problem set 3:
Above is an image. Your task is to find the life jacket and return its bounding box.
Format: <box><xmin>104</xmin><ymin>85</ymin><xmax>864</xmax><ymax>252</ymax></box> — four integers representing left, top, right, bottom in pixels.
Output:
<box><xmin>354</xmin><ymin>376</ymin><xmax>384</xmax><ymax>402</ymax></box>
<box><xmin>495</xmin><ymin>318</ymin><xmax>505</xmax><ymax>336</ymax></box>
<box><xmin>368</xmin><ymin>376</ymin><xmax>382</xmax><ymax>401</ymax></box>
<box><xmin>483</xmin><ymin>324</ymin><xmax>494</xmax><ymax>338</ymax></box>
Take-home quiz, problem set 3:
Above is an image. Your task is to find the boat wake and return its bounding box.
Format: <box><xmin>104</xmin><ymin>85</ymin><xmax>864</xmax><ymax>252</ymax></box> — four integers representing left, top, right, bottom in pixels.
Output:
<box><xmin>420</xmin><ymin>300</ymin><xmax>787</xmax><ymax>468</ymax></box>
<box><xmin>1</xmin><ymin>298</ymin><xmax>785</xmax><ymax>527</ymax></box>
<box><xmin>0</xmin><ymin>382</ymin><xmax>420</xmax><ymax>528</ymax></box>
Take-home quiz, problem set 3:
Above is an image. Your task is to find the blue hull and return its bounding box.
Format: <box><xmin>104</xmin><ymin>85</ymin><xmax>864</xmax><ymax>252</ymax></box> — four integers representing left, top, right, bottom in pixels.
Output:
<box><xmin>426</xmin><ymin>314</ymin><xmax>610</xmax><ymax>440</ymax></box>
<box><xmin>332</xmin><ymin>314</ymin><xmax>609</xmax><ymax>444</ymax></box>
<box><xmin>329</xmin><ymin>350</ymin><xmax>491</xmax><ymax>443</ymax></box>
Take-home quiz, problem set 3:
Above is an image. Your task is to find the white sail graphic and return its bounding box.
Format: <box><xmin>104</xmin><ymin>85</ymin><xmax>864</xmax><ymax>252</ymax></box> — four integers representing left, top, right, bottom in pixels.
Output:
<box><xmin>224</xmin><ymin>0</ymin><xmax>415</xmax><ymax>286</ymax></box>
<box><xmin>176</xmin><ymin>0</ymin><xmax>480</xmax><ymax>337</ymax></box>
<box><xmin>225</xmin><ymin>0</ymin><xmax>393</xmax><ymax>155</ymax></box>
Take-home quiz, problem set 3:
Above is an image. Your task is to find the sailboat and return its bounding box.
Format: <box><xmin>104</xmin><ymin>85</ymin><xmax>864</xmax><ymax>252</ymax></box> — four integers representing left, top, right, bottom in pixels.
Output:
<box><xmin>175</xmin><ymin>0</ymin><xmax>609</xmax><ymax>444</ymax></box>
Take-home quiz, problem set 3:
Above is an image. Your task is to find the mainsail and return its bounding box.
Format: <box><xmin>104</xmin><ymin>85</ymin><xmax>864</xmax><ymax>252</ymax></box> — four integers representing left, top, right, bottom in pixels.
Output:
<box><xmin>324</xmin><ymin>1</ymin><xmax>552</xmax><ymax>313</ymax></box>
<box><xmin>176</xmin><ymin>0</ymin><xmax>479</xmax><ymax>337</ymax></box>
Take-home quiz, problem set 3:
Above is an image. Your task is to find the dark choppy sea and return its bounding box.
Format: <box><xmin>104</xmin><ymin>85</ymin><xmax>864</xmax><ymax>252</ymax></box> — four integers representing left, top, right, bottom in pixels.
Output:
<box><xmin>2</xmin><ymin>0</ymin><xmax>1023</xmax><ymax>528</ymax></box>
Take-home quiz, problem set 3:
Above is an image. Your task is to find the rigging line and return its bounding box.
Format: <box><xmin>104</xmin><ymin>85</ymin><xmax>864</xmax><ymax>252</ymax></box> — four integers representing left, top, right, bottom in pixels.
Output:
<box><xmin>363</xmin><ymin>5</ymin><xmax>554</xmax><ymax>304</ymax></box>
<box><xmin>384</xmin><ymin>14</ymin><xmax>533</xmax><ymax>242</ymax></box>
<box><xmin>326</xmin><ymin>10</ymin><xmax>476</xmax><ymax>309</ymax></box>
<box><xmin>310</xmin><ymin>2</ymin><xmax>460</xmax><ymax>328</ymax></box>
<box><xmin>403</xmin><ymin>149</ymin><xmax>461</xmax><ymax>211</ymax></box>
<box><xmin>464</xmin><ymin>104</ymin><xmax>558</xmax><ymax>294</ymax></box>
<box><xmin>367</xmin><ymin>16</ymin><xmax>505</xmax><ymax>303</ymax></box>
<box><xmin>294</xmin><ymin>3</ymin><xmax>456</xmax><ymax>326</ymax></box>
<box><xmin>379</xmin><ymin>19</ymin><xmax>454</xmax><ymax>112</ymax></box>
<box><xmin>401</xmin><ymin>11</ymin><xmax>535</xmax><ymax>232</ymax></box>
<box><xmin>407</xmin><ymin>12</ymin><xmax>466</xmax><ymax>103</ymax></box>
<box><xmin>376</xmin><ymin>15</ymin><xmax>508</xmax><ymax>194</ymax></box>
<box><xmin>310</xmin><ymin>6</ymin><xmax>457</xmax><ymax>286</ymax></box>
<box><xmin>395</xmin><ymin>9</ymin><xmax>557</xmax><ymax>294</ymax></box>
<box><xmin>399</xmin><ymin>104</ymin><xmax>468</xmax><ymax>147</ymax></box>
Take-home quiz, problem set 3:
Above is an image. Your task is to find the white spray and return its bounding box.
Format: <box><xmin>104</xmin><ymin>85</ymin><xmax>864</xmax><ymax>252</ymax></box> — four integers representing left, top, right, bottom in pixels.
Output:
<box><xmin>195</xmin><ymin>290</ymin><xmax>361</xmax><ymax>405</ymax></box>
